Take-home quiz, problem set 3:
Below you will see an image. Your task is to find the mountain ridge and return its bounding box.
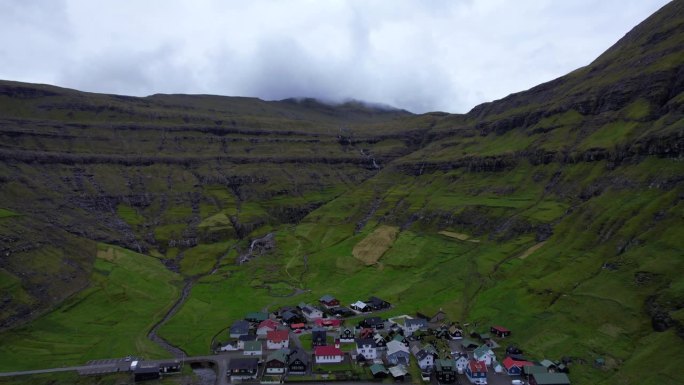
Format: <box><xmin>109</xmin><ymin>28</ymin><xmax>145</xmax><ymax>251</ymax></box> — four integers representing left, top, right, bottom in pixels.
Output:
<box><xmin>0</xmin><ymin>2</ymin><xmax>682</xmax><ymax>384</ymax></box>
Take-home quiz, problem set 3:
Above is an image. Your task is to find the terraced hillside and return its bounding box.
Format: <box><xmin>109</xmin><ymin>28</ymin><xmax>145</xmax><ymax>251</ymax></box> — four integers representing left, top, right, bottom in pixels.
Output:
<box><xmin>0</xmin><ymin>1</ymin><xmax>683</xmax><ymax>385</ymax></box>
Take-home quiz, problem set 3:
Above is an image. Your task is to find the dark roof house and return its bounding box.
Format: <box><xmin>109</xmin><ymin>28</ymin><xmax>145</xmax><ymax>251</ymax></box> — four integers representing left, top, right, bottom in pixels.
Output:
<box><xmin>288</xmin><ymin>349</ymin><xmax>310</xmax><ymax>374</ymax></box>
<box><xmin>230</xmin><ymin>320</ymin><xmax>250</xmax><ymax>337</ymax></box>
<box><xmin>134</xmin><ymin>363</ymin><xmax>160</xmax><ymax>381</ymax></box>
<box><xmin>367</xmin><ymin>296</ymin><xmax>390</xmax><ymax>310</ymax></box>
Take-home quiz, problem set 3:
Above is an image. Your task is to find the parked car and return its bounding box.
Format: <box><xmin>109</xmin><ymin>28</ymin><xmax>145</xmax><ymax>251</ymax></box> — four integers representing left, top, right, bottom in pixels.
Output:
<box><xmin>511</xmin><ymin>380</ymin><xmax>524</xmax><ymax>385</ymax></box>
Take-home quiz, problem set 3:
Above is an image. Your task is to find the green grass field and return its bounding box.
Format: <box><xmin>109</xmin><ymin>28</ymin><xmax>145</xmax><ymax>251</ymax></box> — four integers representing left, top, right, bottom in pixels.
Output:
<box><xmin>0</xmin><ymin>245</ymin><xmax>181</xmax><ymax>371</ymax></box>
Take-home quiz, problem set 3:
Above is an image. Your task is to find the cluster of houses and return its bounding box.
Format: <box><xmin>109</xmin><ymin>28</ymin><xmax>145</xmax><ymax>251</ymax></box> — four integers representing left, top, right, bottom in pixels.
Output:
<box><xmin>217</xmin><ymin>295</ymin><xmax>572</xmax><ymax>385</ymax></box>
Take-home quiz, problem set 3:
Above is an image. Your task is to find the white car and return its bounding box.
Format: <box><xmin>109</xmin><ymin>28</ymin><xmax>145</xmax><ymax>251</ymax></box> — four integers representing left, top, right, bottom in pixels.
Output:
<box><xmin>511</xmin><ymin>380</ymin><xmax>525</xmax><ymax>385</ymax></box>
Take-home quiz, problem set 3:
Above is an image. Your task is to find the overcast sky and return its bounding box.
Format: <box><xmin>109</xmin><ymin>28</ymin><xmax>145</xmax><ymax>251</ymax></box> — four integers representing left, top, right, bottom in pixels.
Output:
<box><xmin>0</xmin><ymin>0</ymin><xmax>671</xmax><ymax>113</ymax></box>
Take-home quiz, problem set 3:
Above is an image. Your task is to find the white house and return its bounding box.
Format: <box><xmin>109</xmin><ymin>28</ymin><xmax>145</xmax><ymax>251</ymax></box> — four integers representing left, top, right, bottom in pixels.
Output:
<box><xmin>473</xmin><ymin>345</ymin><xmax>496</xmax><ymax>367</ymax></box>
<box><xmin>219</xmin><ymin>340</ymin><xmax>239</xmax><ymax>352</ymax></box>
<box><xmin>243</xmin><ymin>340</ymin><xmax>262</xmax><ymax>356</ymax></box>
<box><xmin>257</xmin><ymin>319</ymin><xmax>280</xmax><ymax>337</ymax></box>
<box><xmin>356</xmin><ymin>338</ymin><xmax>378</xmax><ymax>360</ymax></box>
<box><xmin>350</xmin><ymin>301</ymin><xmax>369</xmax><ymax>312</ymax></box>
<box><xmin>415</xmin><ymin>349</ymin><xmax>434</xmax><ymax>370</ymax></box>
<box><xmin>455</xmin><ymin>354</ymin><xmax>469</xmax><ymax>374</ymax></box>
<box><xmin>299</xmin><ymin>304</ymin><xmax>323</xmax><ymax>321</ymax></box>
<box><xmin>315</xmin><ymin>346</ymin><xmax>344</xmax><ymax>363</ymax></box>
<box><xmin>266</xmin><ymin>330</ymin><xmax>290</xmax><ymax>350</ymax></box>
<box><xmin>387</xmin><ymin>340</ymin><xmax>410</xmax><ymax>365</ymax></box>
<box><xmin>404</xmin><ymin>318</ymin><xmax>428</xmax><ymax>336</ymax></box>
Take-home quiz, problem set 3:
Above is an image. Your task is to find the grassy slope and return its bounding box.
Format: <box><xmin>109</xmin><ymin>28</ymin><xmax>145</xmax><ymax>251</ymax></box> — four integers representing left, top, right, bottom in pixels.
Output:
<box><xmin>0</xmin><ymin>3</ymin><xmax>682</xmax><ymax>384</ymax></box>
<box><xmin>0</xmin><ymin>245</ymin><xmax>180</xmax><ymax>371</ymax></box>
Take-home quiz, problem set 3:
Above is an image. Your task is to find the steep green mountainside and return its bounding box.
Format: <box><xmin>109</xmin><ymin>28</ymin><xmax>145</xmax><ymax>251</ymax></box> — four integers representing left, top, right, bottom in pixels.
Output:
<box><xmin>0</xmin><ymin>2</ymin><xmax>683</xmax><ymax>385</ymax></box>
<box><xmin>0</xmin><ymin>82</ymin><xmax>433</xmax><ymax>328</ymax></box>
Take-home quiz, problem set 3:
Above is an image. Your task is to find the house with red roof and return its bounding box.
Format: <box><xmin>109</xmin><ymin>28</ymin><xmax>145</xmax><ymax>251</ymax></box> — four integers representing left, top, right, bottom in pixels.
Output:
<box><xmin>257</xmin><ymin>319</ymin><xmax>280</xmax><ymax>336</ymax></box>
<box><xmin>290</xmin><ymin>323</ymin><xmax>306</xmax><ymax>331</ymax></box>
<box><xmin>314</xmin><ymin>346</ymin><xmax>344</xmax><ymax>363</ymax></box>
<box><xmin>490</xmin><ymin>325</ymin><xmax>511</xmax><ymax>338</ymax></box>
<box><xmin>465</xmin><ymin>360</ymin><xmax>487</xmax><ymax>384</ymax></box>
<box><xmin>502</xmin><ymin>356</ymin><xmax>534</xmax><ymax>376</ymax></box>
<box><xmin>266</xmin><ymin>330</ymin><xmax>290</xmax><ymax>350</ymax></box>
<box><xmin>315</xmin><ymin>318</ymin><xmax>341</xmax><ymax>329</ymax></box>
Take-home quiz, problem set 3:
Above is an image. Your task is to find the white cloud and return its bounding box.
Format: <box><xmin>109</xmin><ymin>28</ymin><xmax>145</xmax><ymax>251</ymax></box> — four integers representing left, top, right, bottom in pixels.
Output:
<box><xmin>0</xmin><ymin>0</ymin><xmax>672</xmax><ymax>113</ymax></box>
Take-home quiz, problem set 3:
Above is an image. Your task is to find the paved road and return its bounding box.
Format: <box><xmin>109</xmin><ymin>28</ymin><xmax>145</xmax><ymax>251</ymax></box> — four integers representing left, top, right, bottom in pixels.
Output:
<box><xmin>0</xmin><ymin>355</ymin><xmax>228</xmax><ymax>384</ymax></box>
<box><xmin>0</xmin><ymin>364</ymin><xmax>118</xmax><ymax>377</ymax></box>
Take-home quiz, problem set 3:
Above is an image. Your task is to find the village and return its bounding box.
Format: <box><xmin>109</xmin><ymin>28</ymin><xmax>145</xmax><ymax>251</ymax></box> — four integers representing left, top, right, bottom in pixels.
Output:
<box><xmin>201</xmin><ymin>294</ymin><xmax>573</xmax><ymax>385</ymax></box>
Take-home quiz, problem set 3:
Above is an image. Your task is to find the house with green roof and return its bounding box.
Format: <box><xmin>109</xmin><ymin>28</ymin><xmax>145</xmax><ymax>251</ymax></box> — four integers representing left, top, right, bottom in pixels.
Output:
<box><xmin>369</xmin><ymin>363</ymin><xmax>389</xmax><ymax>378</ymax></box>
<box><xmin>265</xmin><ymin>349</ymin><xmax>288</xmax><ymax>374</ymax></box>
<box><xmin>473</xmin><ymin>344</ymin><xmax>496</xmax><ymax>366</ymax></box>
<box><xmin>245</xmin><ymin>311</ymin><xmax>269</xmax><ymax>323</ymax></box>
<box><xmin>243</xmin><ymin>340</ymin><xmax>263</xmax><ymax>356</ymax></box>
<box><xmin>435</xmin><ymin>359</ymin><xmax>456</xmax><ymax>383</ymax></box>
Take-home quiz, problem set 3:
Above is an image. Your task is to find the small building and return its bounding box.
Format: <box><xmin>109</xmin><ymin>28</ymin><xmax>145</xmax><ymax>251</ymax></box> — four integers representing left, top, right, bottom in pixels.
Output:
<box><xmin>449</xmin><ymin>325</ymin><xmax>464</xmax><ymax>339</ymax></box>
<box><xmin>319</xmin><ymin>294</ymin><xmax>340</xmax><ymax>307</ymax></box>
<box><xmin>359</xmin><ymin>316</ymin><xmax>384</xmax><ymax>329</ymax></box>
<box><xmin>328</xmin><ymin>306</ymin><xmax>356</xmax><ymax>317</ymax></box>
<box><xmin>298</xmin><ymin>303</ymin><xmax>323</xmax><ymax>321</ymax></box>
<box><xmin>461</xmin><ymin>338</ymin><xmax>479</xmax><ymax>350</ymax></box>
<box><xmin>436</xmin><ymin>359</ymin><xmax>456</xmax><ymax>383</ymax></box>
<box><xmin>369</xmin><ymin>363</ymin><xmax>389</xmax><ymax>378</ymax></box>
<box><xmin>350</xmin><ymin>300</ymin><xmax>370</xmax><ymax>312</ymax></box>
<box><xmin>312</xmin><ymin>327</ymin><xmax>327</xmax><ymax>347</ymax></box>
<box><xmin>389</xmin><ymin>365</ymin><xmax>408</xmax><ymax>381</ymax></box>
<box><xmin>228</xmin><ymin>358</ymin><xmax>259</xmax><ymax>380</ymax></box>
<box><xmin>523</xmin><ymin>365</ymin><xmax>548</xmax><ymax>377</ymax></box>
<box><xmin>267</xmin><ymin>330</ymin><xmax>290</xmax><ymax>350</ymax></box>
<box><xmin>245</xmin><ymin>312</ymin><xmax>269</xmax><ymax>323</ymax></box>
<box><xmin>257</xmin><ymin>319</ymin><xmax>281</xmax><ymax>336</ymax></box>
<box><xmin>288</xmin><ymin>349</ymin><xmax>309</xmax><ymax>374</ymax></box>
<box><xmin>529</xmin><ymin>372</ymin><xmax>571</xmax><ymax>385</ymax></box>
<box><xmin>356</xmin><ymin>338</ymin><xmax>378</xmax><ymax>360</ymax></box>
<box><xmin>454</xmin><ymin>354</ymin><xmax>469</xmax><ymax>374</ymax></box>
<box><xmin>430</xmin><ymin>310</ymin><xmax>447</xmax><ymax>324</ymax></box>
<box><xmin>238</xmin><ymin>334</ymin><xmax>257</xmax><ymax>349</ymax></box>
<box><xmin>282</xmin><ymin>310</ymin><xmax>304</xmax><ymax>325</ymax></box>
<box><xmin>465</xmin><ymin>360</ymin><xmax>487</xmax><ymax>384</ymax></box>
<box><xmin>477</xmin><ymin>332</ymin><xmax>492</xmax><ymax>342</ymax></box>
<box><xmin>339</xmin><ymin>327</ymin><xmax>355</xmax><ymax>343</ymax></box>
<box><xmin>503</xmin><ymin>356</ymin><xmax>534</xmax><ymax>376</ymax></box>
<box><xmin>414</xmin><ymin>349</ymin><xmax>434</xmax><ymax>370</ymax></box>
<box><xmin>159</xmin><ymin>360</ymin><xmax>182</xmax><ymax>373</ymax></box>
<box><xmin>290</xmin><ymin>323</ymin><xmax>306</xmax><ymax>331</ymax></box>
<box><xmin>405</xmin><ymin>318</ymin><xmax>428</xmax><ymax>336</ymax></box>
<box><xmin>314</xmin><ymin>346</ymin><xmax>344</xmax><ymax>364</ymax></box>
<box><xmin>473</xmin><ymin>344</ymin><xmax>496</xmax><ymax>366</ymax></box>
<box><xmin>134</xmin><ymin>363</ymin><xmax>160</xmax><ymax>382</ymax></box>
<box><xmin>218</xmin><ymin>339</ymin><xmax>240</xmax><ymax>352</ymax></box>
<box><xmin>540</xmin><ymin>359</ymin><xmax>558</xmax><ymax>372</ymax></box>
<box><xmin>243</xmin><ymin>340</ymin><xmax>263</xmax><ymax>356</ymax></box>
<box><xmin>314</xmin><ymin>318</ymin><xmax>341</xmax><ymax>329</ymax></box>
<box><xmin>387</xmin><ymin>340</ymin><xmax>410</xmax><ymax>365</ymax></box>
<box><xmin>230</xmin><ymin>320</ymin><xmax>250</xmax><ymax>338</ymax></box>
<box><xmin>491</xmin><ymin>325</ymin><xmax>511</xmax><ymax>338</ymax></box>
<box><xmin>265</xmin><ymin>349</ymin><xmax>289</xmax><ymax>374</ymax></box>
<box><xmin>366</xmin><ymin>296</ymin><xmax>391</xmax><ymax>310</ymax></box>
<box><xmin>359</xmin><ymin>327</ymin><xmax>375</xmax><ymax>339</ymax></box>
<box><xmin>373</xmin><ymin>333</ymin><xmax>387</xmax><ymax>350</ymax></box>
<box><xmin>392</xmin><ymin>333</ymin><xmax>408</xmax><ymax>344</ymax></box>
<box><xmin>506</xmin><ymin>345</ymin><xmax>523</xmax><ymax>355</ymax></box>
